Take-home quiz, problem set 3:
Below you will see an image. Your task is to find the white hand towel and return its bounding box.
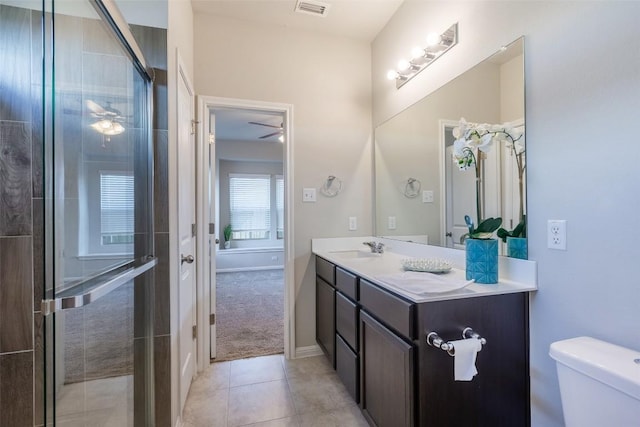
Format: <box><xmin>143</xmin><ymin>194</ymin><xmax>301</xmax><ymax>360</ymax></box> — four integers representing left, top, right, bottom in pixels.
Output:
<box><xmin>452</xmin><ymin>338</ymin><xmax>482</xmax><ymax>381</ymax></box>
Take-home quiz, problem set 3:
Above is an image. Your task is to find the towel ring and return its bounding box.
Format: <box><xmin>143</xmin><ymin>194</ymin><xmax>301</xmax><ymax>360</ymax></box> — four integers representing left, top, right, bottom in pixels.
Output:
<box><xmin>404</xmin><ymin>178</ymin><xmax>421</xmax><ymax>198</ymax></box>
<box><xmin>320</xmin><ymin>175</ymin><xmax>342</xmax><ymax>197</ymax></box>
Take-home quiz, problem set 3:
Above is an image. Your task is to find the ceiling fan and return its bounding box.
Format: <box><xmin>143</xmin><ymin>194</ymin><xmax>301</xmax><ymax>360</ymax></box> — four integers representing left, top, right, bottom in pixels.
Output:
<box><xmin>248</xmin><ymin>121</ymin><xmax>284</xmax><ymax>139</ymax></box>
<box><xmin>87</xmin><ymin>100</ymin><xmax>127</xmax><ymax>146</ymax></box>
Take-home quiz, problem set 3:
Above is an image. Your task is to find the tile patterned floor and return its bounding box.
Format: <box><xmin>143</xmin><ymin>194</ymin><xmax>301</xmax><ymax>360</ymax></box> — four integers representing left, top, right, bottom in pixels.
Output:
<box><xmin>182</xmin><ymin>355</ymin><xmax>369</xmax><ymax>427</ymax></box>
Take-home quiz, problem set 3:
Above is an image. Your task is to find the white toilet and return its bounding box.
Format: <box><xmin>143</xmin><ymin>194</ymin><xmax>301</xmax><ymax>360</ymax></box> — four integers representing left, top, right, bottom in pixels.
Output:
<box><xmin>549</xmin><ymin>336</ymin><xmax>640</xmax><ymax>427</ymax></box>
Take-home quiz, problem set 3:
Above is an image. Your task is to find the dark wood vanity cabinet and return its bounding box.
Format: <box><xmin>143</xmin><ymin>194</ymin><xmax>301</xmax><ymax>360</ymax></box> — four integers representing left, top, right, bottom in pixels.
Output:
<box><xmin>360</xmin><ymin>310</ymin><xmax>414</xmax><ymax>427</ymax></box>
<box><xmin>334</xmin><ymin>268</ymin><xmax>360</xmax><ymax>403</ymax></box>
<box><xmin>315</xmin><ymin>256</ymin><xmax>530</xmax><ymax>427</ymax></box>
<box><xmin>316</xmin><ymin>257</ymin><xmax>336</xmax><ymax>366</ymax></box>
<box><xmin>417</xmin><ymin>293</ymin><xmax>530</xmax><ymax>427</ymax></box>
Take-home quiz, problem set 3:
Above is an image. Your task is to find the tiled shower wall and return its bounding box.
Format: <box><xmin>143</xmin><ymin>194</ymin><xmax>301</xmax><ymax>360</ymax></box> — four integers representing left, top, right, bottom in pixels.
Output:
<box><xmin>130</xmin><ymin>24</ymin><xmax>172</xmax><ymax>427</ymax></box>
<box><xmin>0</xmin><ymin>5</ymin><xmax>38</xmax><ymax>426</ymax></box>
<box><xmin>0</xmin><ymin>5</ymin><xmax>169</xmax><ymax>425</ymax></box>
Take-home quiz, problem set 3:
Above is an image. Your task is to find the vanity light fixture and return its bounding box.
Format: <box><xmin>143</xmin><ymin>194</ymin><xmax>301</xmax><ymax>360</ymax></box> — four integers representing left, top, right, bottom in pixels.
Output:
<box><xmin>386</xmin><ymin>23</ymin><xmax>458</xmax><ymax>89</ymax></box>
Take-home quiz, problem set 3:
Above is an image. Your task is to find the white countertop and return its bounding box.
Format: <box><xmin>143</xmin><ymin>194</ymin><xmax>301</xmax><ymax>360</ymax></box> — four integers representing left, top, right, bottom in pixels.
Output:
<box><xmin>312</xmin><ymin>237</ymin><xmax>537</xmax><ymax>303</ymax></box>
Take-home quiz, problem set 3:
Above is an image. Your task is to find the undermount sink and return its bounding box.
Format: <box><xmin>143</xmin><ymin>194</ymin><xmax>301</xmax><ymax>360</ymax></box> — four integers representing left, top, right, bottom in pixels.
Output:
<box><xmin>328</xmin><ymin>250</ymin><xmax>382</xmax><ymax>260</ymax></box>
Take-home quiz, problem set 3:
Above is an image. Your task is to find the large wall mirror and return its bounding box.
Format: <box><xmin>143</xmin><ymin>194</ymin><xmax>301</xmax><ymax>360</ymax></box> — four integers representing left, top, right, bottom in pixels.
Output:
<box><xmin>375</xmin><ymin>37</ymin><xmax>526</xmax><ymax>257</ymax></box>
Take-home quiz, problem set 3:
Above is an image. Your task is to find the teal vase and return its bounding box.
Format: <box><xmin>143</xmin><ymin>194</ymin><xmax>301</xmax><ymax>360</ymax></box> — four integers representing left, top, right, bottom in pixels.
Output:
<box><xmin>466</xmin><ymin>239</ymin><xmax>498</xmax><ymax>284</ymax></box>
<box><xmin>507</xmin><ymin>237</ymin><xmax>527</xmax><ymax>259</ymax></box>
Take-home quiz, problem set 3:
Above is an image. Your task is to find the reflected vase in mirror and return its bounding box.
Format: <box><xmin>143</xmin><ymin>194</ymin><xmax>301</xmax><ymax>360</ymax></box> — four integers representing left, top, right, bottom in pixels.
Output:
<box><xmin>466</xmin><ymin>239</ymin><xmax>498</xmax><ymax>284</ymax></box>
<box><xmin>507</xmin><ymin>237</ymin><xmax>527</xmax><ymax>259</ymax></box>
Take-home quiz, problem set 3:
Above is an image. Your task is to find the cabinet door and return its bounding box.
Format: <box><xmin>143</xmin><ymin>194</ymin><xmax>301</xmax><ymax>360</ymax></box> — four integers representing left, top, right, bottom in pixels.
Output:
<box><xmin>316</xmin><ymin>277</ymin><xmax>336</xmax><ymax>367</ymax></box>
<box><xmin>360</xmin><ymin>311</ymin><xmax>414</xmax><ymax>427</ymax></box>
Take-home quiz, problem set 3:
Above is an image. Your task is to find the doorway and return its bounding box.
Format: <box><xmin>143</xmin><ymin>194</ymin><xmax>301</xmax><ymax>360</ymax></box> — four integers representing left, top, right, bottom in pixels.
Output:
<box><xmin>196</xmin><ymin>97</ymin><xmax>295</xmax><ymax>366</ymax></box>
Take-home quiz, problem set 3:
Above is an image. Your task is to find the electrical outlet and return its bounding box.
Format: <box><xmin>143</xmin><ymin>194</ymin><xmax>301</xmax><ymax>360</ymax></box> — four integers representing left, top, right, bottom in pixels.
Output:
<box><xmin>349</xmin><ymin>216</ymin><xmax>357</xmax><ymax>231</ymax></box>
<box><xmin>547</xmin><ymin>220</ymin><xmax>567</xmax><ymax>250</ymax></box>
<box><xmin>388</xmin><ymin>216</ymin><xmax>397</xmax><ymax>230</ymax></box>
<box><xmin>422</xmin><ymin>190</ymin><xmax>434</xmax><ymax>203</ymax></box>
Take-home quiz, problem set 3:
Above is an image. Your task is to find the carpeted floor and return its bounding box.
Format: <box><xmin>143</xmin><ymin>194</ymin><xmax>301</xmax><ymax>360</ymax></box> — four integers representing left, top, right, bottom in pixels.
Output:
<box><xmin>63</xmin><ymin>281</ymin><xmax>134</xmax><ymax>384</ymax></box>
<box><xmin>215</xmin><ymin>269</ymin><xmax>284</xmax><ymax>362</ymax></box>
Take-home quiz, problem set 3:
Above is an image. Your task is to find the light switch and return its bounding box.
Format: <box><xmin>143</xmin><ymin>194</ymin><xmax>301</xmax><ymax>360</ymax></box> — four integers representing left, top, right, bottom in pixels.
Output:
<box><xmin>388</xmin><ymin>216</ymin><xmax>397</xmax><ymax>230</ymax></box>
<box><xmin>349</xmin><ymin>217</ymin><xmax>357</xmax><ymax>231</ymax></box>
<box><xmin>302</xmin><ymin>188</ymin><xmax>316</xmax><ymax>202</ymax></box>
<box><xmin>423</xmin><ymin>190</ymin><xmax>434</xmax><ymax>203</ymax></box>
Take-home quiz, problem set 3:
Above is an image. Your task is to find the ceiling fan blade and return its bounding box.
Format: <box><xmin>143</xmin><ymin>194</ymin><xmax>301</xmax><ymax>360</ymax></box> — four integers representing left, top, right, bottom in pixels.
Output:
<box><xmin>259</xmin><ymin>131</ymin><xmax>282</xmax><ymax>139</ymax></box>
<box><xmin>86</xmin><ymin>99</ymin><xmax>107</xmax><ymax>115</ymax></box>
<box><xmin>249</xmin><ymin>121</ymin><xmax>281</xmax><ymax>129</ymax></box>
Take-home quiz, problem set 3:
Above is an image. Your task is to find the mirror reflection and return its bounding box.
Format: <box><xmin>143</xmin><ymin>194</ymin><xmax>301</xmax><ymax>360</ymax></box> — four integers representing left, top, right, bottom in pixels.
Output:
<box><xmin>375</xmin><ymin>38</ymin><xmax>525</xmax><ymax>256</ymax></box>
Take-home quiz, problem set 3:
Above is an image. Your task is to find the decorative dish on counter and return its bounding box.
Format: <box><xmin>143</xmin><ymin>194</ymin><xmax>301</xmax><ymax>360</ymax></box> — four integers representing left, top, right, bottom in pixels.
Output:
<box><xmin>401</xmin><ymin>258</ymin><xmax>453</xmax><ymax>273</ymax></box>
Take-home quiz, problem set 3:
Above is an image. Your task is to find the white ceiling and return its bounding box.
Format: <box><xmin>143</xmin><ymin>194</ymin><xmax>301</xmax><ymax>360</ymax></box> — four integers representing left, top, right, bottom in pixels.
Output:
<box><xmin>213</xmin><ymin>108</ymin><xmax>285</xmax><ymax>142</ymax></box>
<box><xmin>191</xmin><ymin>0</ymin><xmax>404</xmax><ymax>42</ymax></box>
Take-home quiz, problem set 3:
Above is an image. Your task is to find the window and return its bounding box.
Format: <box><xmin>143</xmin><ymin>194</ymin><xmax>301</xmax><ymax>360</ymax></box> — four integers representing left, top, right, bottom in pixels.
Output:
<box><xmin>229</xmin><ymin>174</ymin><xmax>271</xmax><ymax>240</ymax></box>
<box><xmin>100</xmin><ymin>172</ymin><xmax>134</xmax><ymax>245</ymax></box>
<box><xmin>276</xmin><ymin>176</ymin><xmax>284</xmax><ymax>239</ymax></box>
<box><xmin>228</xmin><ymin>173</ymin><xmax>285</xmax><ymax>243</ymax></box>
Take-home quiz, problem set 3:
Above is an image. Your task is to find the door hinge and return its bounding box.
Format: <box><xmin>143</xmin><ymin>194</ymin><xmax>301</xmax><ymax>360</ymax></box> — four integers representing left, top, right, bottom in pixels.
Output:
<box><xmin>209</xmin><ymin>133</ymin><xmax>215</xmax><ymax>144</ymax></box>
<box><xmin>192</xmin><ymin>223</ymin><xmax>196</xmax><ymax>237</ymax></box>
<box><xmin>192</xmin><ymin>325</ymin><xmax>197</xmax><ymax>339</ymax></box>
<box><xmin>209</xmin><ymin>223</ymin><xmax>215</xmax><ymax>235</ymax></box>
<box><xmin>210</xmin><ymin>313</ymin><xmax>216</xmax><ymax>325</ymax></box>
<box><xmin>190</xmin><ymin>119</ymin><xmax>200</xmax><ymax>135</ymax></box>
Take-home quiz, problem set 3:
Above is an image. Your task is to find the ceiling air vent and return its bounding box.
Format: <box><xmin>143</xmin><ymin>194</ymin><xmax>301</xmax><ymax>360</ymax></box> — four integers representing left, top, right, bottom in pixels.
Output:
<box><xmin>294</xmin><ymin>0</ymin><xmax>331</xmax><ymax>17</ymax></box>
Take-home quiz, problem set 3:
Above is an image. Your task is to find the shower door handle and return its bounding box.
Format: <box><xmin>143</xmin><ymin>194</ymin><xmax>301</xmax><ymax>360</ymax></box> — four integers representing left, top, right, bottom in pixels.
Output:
<box><xmin>43</xmin><ymin>258</ymin><xmax>158</xmax><ymax>314</ymax></box>
<box><xmin>181</xmin><ymin>254</ymin><xmax>194</xmax><ymax>264</ymax></box>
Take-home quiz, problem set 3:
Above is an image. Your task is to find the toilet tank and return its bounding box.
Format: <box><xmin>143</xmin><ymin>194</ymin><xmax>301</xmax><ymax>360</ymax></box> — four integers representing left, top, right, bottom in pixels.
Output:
<box><xmin>549</xmin><ymin>336</ymin><xmax>640</xmax><ymax>427</ymax></box>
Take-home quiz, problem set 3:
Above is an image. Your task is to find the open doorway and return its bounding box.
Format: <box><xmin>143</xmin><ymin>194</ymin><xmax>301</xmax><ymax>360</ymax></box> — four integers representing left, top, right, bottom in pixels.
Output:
<box><xmin>215</xmin><ymin>108</ymin><xmax>285</xmax><ymax>361</ymax></box>
<box><xmin>196</xmin><ymin>97</ymin><xmax>294</xmax><ymax>366</ymax></box>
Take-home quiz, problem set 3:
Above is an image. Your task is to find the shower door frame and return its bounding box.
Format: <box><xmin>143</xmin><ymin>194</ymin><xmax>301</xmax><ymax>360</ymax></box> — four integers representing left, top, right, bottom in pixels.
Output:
<box><xmin>42</xmin><ymin>0</ymin><xmax>157</xmax><ymax>424</ymax></box>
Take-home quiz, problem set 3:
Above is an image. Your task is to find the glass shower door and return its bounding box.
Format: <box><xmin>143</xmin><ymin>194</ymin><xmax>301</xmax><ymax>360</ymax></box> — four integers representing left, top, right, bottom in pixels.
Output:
<box><xmin>42</xmin><ymin>0</ymin><xmax>156</xmax><ymax>425</ymax></box>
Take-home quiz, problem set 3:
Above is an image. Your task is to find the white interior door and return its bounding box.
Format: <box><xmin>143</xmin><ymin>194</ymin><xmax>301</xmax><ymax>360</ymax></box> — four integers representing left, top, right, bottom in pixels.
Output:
<box><xmin>208</xmin><ymin>113</ymin><xmax>217</xmax><ymax>359</ymax></box>
<box><xmin>177</xmin><ymin>65</ymin><xmax>196</xmax><ymax>412</ymax></box>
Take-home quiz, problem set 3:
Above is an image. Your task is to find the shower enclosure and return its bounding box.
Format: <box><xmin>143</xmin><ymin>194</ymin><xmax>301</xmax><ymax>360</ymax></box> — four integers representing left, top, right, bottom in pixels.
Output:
<box><xmin>1</xmin><ymin>0</ymin><xmax>160</xmax><ymax>424</ymax></box>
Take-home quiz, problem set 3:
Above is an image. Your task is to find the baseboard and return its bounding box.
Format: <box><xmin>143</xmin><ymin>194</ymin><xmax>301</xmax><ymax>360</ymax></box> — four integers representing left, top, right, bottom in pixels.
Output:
<box><xmin>217</xmin><ymin>266</ymin><xmax>284</xmax><ymax>273</ymax></box>
<box><xmin>295</xmin><ymin>344</ymin><xmax>323</xmax><ymax>359</ymax></box>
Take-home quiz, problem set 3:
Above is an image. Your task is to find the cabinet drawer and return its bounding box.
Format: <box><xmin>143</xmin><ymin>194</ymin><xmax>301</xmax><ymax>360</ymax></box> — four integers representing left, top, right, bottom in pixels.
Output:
<box><xmin>336</xmin><ymin>292</ymin><xmax>358</xmax><ymax>351</ymax></box>
<box><xmin>316</xmin><ymin>257</ymin><xmax>335</xmax><ymax>286</ymax></box>
<box><xmin>336</xmin><ymin>267</ymin><xmax>358</xmax><ymax>300</ymax></box>
<box><xmin>336</xmin><ymin>334</ymin><xmax>359</xmax><ymax>403</ymax></box>
<box><xmin>360</xmin><ymin>279</ymin><xmax>415</xmax><ymax>339</ymax></box>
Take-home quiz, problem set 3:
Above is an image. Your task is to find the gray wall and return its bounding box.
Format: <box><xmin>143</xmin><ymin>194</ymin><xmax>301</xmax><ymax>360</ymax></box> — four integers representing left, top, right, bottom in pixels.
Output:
<box><xmin>372</xmin><ymin>2</ymin><xmax>640</xmax><ymax>426</ymax></box>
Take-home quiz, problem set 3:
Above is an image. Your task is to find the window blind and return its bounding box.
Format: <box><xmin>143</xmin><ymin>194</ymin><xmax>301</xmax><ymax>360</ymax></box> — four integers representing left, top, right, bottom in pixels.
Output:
<box><xmin>229</xmin><ymin>174</ymin><xmax>271</xmax><ymax>240</ymax></box>
<box><xmin>100</xmin><ymin>172</ymin><xmax>134</xmax><ymax>245</ymax></box>
<box><xmin>276</xmin><ymin>176</ymin><xmax>284</xmax><ymax>239</ymax></box>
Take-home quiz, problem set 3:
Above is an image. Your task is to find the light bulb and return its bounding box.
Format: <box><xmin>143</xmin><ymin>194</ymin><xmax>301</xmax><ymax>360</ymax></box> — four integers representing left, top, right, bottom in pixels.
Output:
<box><xmin>386</xmin><ymin>70</ymin><xmax>399</xmax><ymax>80</ymax></box>
<box><xmin>426</xmin><ymin>32</ymin><xmax>442</xmax><ymax>47</ymax></box>
<box><xmin>397</xmin><ymin>59</ymin><xmax>411</xmax><ymax>71</ymax></box>
<box><xmin>411</xmin><ymin>46</ymin><xmax>425</xmax><ymax>60</ymax></box>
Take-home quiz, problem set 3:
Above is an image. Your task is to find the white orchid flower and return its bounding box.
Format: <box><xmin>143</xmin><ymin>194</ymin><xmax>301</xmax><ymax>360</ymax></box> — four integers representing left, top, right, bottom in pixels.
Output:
<box><xmin>452</xmin><ymin>138</ymin><xmax>468</xmax><ymax>157</ymax></box>
<box><xmin>452</xmin><ymin>118</ymin><xmax>468</xmax><ymax>139</ymax></box>
<box><xmin>477</xmin><ymin>133</ymin><xmax>494</xmax><ymax>152</ymax></box>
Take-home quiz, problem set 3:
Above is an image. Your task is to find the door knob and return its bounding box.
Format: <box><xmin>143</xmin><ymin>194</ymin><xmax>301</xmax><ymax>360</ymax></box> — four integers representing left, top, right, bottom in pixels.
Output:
<box><xmin>445</xmin><ymin>232</ymin><xmax>453</xmax><ymax>237</ymax></box>
<box><xmin>215</xmin><ymin>239</ymin><xmax>220</xmax><ymax>244</ymax></box>
<box><xmin>181</xmin><ymin>254</ymin><xmax>194</xmax><ymax>264</ymax></box>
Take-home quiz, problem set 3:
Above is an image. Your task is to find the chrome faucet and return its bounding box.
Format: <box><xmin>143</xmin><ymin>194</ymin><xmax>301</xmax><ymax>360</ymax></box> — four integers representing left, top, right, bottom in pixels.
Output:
<box><xmin>363</xmin><ymin>241</ymin><xmax>385</xmax><ymax>254</ymax></box>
